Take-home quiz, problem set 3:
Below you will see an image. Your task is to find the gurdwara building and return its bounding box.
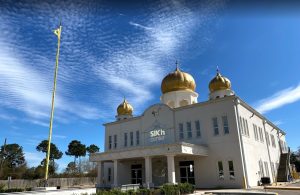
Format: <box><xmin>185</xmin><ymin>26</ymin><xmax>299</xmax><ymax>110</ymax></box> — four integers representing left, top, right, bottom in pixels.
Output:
<box><xmin>90</xmin><ymin>65</ymin><xmax>289</xmax><ymax>189</ymax></box>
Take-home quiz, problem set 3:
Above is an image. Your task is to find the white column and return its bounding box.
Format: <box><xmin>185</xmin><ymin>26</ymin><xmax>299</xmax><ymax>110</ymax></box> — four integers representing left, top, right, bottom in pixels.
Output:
<box><xmin>145</xmin><ymin>156</ymin><xmax>152</xmax><ymax>188</ymax></box>
<box><xmin>113</xmin><ymin>160</ymin><xmax>118</xmax><ymax>187</ymax></box>
<box><xmin>97</xmin><ymin>161</ymin><xmax>103</xmax><ymax>186</ymax></box>
<box><xmin>167</xmin><ymin>155</ymin><xmax>176</xmax><ymax>184</ymax></box>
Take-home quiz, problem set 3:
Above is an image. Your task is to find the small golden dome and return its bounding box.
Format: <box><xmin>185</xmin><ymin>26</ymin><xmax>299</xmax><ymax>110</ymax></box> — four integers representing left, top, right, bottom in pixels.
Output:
<box><xmin>117</xmin><ymin>99</ymin><xmax>133</xmax><ymax>116</ymax></box>
<box><xmin>209</xmin><ymin>71</ymin><xmax>231</xmax><ymax>93</ymax></box>
<box><xmin>161</xmin><ymin>63</ymin><xmax>196</xmax><ymax>94</ymax></box>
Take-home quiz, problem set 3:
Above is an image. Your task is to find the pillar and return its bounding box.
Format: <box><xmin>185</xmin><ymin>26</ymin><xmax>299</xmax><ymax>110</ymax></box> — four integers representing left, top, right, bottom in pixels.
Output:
<box><xmin>97</xmin><ymin>161</ymin><xmax>103</xmax><ymax>186</ymax></box>
<box><xmin>145</xmin><ymin>156</ymin><xmax>152</xmax><ymax>188</ymax></box>
<box><xmin>167</xmin><ymin>155</ymin><xmax>176</xmax><ymax>184</ymax></box>
<box><xmin>113</xmin><ymin>160</ymin><xmax>118</xmax><ymax>187</ymax></box>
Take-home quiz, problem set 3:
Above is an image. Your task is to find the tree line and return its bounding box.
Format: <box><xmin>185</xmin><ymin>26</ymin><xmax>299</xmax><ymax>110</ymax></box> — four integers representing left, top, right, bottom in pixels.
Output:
<box><xmin>0</xmin><ymin>140</ymin><xmax>99</xmax><ymax>180</ymax></box>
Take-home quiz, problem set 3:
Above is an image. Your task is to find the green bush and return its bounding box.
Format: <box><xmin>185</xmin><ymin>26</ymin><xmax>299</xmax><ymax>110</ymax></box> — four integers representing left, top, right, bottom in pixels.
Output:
<box><xmin>161</xmin><ymin>184</ymin><xmax>179</xmax><ymax>195</ymax></box>
<box><xmin>0</xmin><ymin>188</ymin><xmax>25</xmax><ymax>193</ymax></box>
<box><xmin>0</xmin><ymin>184</ymin><xmax>5</xmax><ymax>191</ymax></box>
<box><xmin>178</xmin><ymin>183</ymin><xmax>194</xmax><ymax>194</ymax></box>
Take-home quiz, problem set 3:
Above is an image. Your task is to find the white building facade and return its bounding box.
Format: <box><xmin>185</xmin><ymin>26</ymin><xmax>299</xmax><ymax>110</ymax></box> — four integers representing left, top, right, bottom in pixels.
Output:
<box><xmin>90</xmin><ymin>66</ymin><xmax>288</xmax><ymax>189</ymax></box>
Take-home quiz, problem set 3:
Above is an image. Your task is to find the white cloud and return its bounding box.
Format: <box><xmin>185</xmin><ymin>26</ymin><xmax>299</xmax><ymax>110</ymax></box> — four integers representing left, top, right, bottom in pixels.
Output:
<box><xmin>53</xmin><ymin>134</ymin><xmax>67</xmax><ymax>139</ymax></box>
<box><xmin>129</xmin><ymin>21</ymin><xmax>153</xmax><ymax>31</ymax></box>
<box><xmin>255</xmin><ymin>83</ymin><xmax>300</xmax><ymax>114</ymax></box>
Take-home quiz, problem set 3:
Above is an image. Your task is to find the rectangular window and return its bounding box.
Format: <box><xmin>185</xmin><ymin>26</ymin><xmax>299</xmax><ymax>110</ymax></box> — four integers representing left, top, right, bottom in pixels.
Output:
<box><xmin>195</xmin><ymin>120</ymin><xmax>201</xmax><ymax>137</ymax></box>
<box><xmin>212</xmin><ymin>117</ymin><xmax>219</xmax><ymax>135</ymax></box>
<box><xmin>271</xmin><ymin>134</ymin><xmax>276</xmax><ymax>148</ymax></box>
<box><xmin>124</xmin><ymin>133</ymin><xmax>128</xmax><ymax>147</ymax></box>
<box><xmin>259</xmin><ymin>127</ymin><xmax>264</xmax><ymax>142</ymax></box>
<box><xmin>242</xmin><ymin>118</ymin><xmax>246</xmax><ymax>135</ymax></box>
<box><xmin>108</xmin><ymin>136</ymin><xmax>112</xmax><ymax>150</ymax></box>
<box><xmin>270</xmin><ymin>162</ymin><xmax>275</xmax><ymax>178</ymax></box>
<box><xmin>114</xmin><ymin>134</ymin><xmax>117</xmax><ymax>148</ymax></box>
<box><xmin>253</xmin><ymin>124</ymin><xmax>259</xmax><ymax>141</ymax></box>
<box><xmin>222</xmin><ymin>116</ymin><xmax>229</xmax><ymax>134</ymax></box>
<box><xmin>218</xmin><ymin>161</ymin><xmax>224</xmax><ymax>179</ymax></box>
<box><xmin>108</xmin><ymin>168</ymin><xmax>112</xmax><ymax>182</ymax></box>
<box><xmin>136</xmin><ymin>131</ymin><xmax>140</xmax><ymax>146</ymax></box>
<box><xmin>259</xmin><ymin>160</ymin><xmax>264</xmax><ymax>177</ymax></box>
<box><xmin>264</xmin><ymin>161</ymin><xmax>270</xmax><ymax>177</ymax></box>
<box><xmin>239</xmin><ymin>116</ymin><xmax>244</xmax><ymax>135</ymax></box>
<box><xmin>265</xmin><ymin>131</ymin><xmax>270</xmax><ymax>146</ymax></box>
<box><xmin>228</xmin><ymin>161</ymin><xmax>235</xmax><ymax>179</ymax></box>
<box><xmin>130</xmin><ymin>132</ymin><xmax>134</xmax><ymax>146</ymax></box>
<box><xmin>187</xmin><ymin>122</ymin><xmax>192</xmax><ymax>138</ymax></box>
<box><xmin>179</xmin><ymin>123</ymin><xmax>184</xmax><ymax>140</ymax></box>
<box><xmin>245</xmin><ymin>120</ymin><xmax>249</xmax><ymax>136</ymax></box>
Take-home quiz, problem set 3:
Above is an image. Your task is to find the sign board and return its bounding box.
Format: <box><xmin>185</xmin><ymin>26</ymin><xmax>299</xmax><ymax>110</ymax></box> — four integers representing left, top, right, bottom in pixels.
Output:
<box><xmin>150</xmin><ymin>129</ymin><xmax>166</xmax><ymax>142</ymax></box>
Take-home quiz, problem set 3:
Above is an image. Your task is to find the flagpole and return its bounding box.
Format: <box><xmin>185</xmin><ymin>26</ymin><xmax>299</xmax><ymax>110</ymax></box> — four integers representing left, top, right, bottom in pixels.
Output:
<box><xmin>44</xmin><ymin>23</ymin><xmax>62</xmax><ymax>185</ymax></box>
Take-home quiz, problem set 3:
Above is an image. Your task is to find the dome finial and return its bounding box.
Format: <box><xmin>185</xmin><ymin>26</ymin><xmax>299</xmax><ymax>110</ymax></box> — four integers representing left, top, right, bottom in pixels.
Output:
<box><xmin>216</xmin><ymin>66</ymin><xmax>219</xmax><ymax>73</ymax></box>
<box><xmin>175</xmin><ymin>60</ymin><xmax>179</xmax><ymax>71</ymax></box>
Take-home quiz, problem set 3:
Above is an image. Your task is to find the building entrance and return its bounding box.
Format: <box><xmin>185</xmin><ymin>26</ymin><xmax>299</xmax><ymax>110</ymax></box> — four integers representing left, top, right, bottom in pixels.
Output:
<box><xmin>131</xmin><ymin>164</ymin><xmax>142</xmax><ymax>185</ymax></box>
<box><xmin>179</xmin><ymin>161</ymin><xmax>195</xmax><ymax>184</ymax></box>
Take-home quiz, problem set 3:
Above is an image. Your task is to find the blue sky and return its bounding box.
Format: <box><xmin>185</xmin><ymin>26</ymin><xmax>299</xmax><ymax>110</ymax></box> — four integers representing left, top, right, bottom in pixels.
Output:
<box><xmin>0</xmin><ymin>0</ymin><xmax>300</xmax><ymax>171</ymax></box>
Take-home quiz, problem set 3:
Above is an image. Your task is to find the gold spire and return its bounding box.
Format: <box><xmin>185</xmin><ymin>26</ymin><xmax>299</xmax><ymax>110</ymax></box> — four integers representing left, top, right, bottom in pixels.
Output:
<box><xmin>117</xmin><ymin>98</ymin><xmax>133</xmax><ymax>116</ymax></box>
<box><xmin>209</xmin><ymin>68</ymin><xmax>231</xmax><ymax>93</ymax></box>
<box><xmin>161</xmin><ymin>61</ymin><xmax>196</xmax><ymax>94</ymax></box>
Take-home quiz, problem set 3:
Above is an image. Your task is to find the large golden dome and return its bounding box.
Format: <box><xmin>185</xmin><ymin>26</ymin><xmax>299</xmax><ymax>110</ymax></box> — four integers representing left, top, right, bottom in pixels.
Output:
<box><xmin>117</xmin><ymin>99</ymin><xmax>133</xmax><ymax>116</ymax></box>
<box><xmin>161</xmin><ymin>65</ymin><xmax>196</xmax><ymax>94</ymax></box>
<box><xmin>209</xmin><ymin>71</ymin><xmax>231</xmax><ymax>93</ymax></box>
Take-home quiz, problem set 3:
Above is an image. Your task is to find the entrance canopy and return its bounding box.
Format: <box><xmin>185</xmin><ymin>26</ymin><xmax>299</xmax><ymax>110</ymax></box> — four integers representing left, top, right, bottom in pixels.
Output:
<box><xmin>90</xmin><ymin>142</ymin><xmax>208</xmax><ymax>162</ymax></box>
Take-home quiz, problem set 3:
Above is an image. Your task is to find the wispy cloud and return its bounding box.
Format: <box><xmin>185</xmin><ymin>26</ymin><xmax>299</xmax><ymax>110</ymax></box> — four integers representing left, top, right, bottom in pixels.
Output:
<box><xmin>53</xmin><ymin>134</ymin><xmax>67</xmax><ymax>139</ymax></box>
<box><xmin>255</xmin><ymin>83</ymin><xmax>300</xmax><ymax>114</ymax></box>
<box><xmin>129</xmin><ymin>21</ymin><xmax>153</xmax><ymax>31</ymax></box>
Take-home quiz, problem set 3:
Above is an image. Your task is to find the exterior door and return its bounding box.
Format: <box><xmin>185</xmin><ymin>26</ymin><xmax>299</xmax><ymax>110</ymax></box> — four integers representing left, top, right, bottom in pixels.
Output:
<box><xmin>131</xmin><ymin>164</ymin><xmax>142</xmax><ymax>185</ymax></box>
<box><xmin>179</xmin><ymin>161</ymin><xmax>195</xmax><ymax>184</ymax></box>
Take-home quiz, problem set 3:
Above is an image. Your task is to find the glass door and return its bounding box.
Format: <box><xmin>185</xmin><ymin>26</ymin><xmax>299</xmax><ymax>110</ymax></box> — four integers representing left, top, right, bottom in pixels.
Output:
<box><xmin>179</xmin><ymin>161</ymin><xmax>195</xmax><ymax>184</ymax></box>
<box><xmin>131</xmin><ymin>164</ymin><xmax>142</xmax><ymax>185</ymax></box>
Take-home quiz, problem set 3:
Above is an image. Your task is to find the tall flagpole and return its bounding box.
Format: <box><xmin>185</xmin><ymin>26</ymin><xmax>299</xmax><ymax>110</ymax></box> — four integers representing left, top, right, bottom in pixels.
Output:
<box><xmin>44</xmin><ymin>22</ymin><xmax>62</xmax><ymax>185</ymax></box>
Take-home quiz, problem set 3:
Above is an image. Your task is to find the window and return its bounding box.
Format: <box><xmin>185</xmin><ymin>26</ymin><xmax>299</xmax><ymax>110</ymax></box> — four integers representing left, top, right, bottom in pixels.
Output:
<box><xmin>108</xmin><ymin>168</ymin><xmax>112</xmax><ymax>182</ymax></box>
<box><xmin>124</xmin><ymin>133</ymin><xmax>128</xmax><ymax>147</ymax></box>
<box><xmin>259</xmin><ymin>160</ymin><xmax>264</xmax><ymax>177</ymax></box>
<box><xmin>212</xmin><ymin>117</ymin><xmax>219</xmax><ymax>135</ymax></box>
<box><xmin>130</xmin><ymin>132</ymin><xmax>134</xmax><ymax>146</ymax></box>
<box><xmin>222</xmin><ymin>116</ymin><xmax>229</xmax><ymax>134</ymax></box>
<box><xmin>242</xmin><ymin>118</ymin><xmax>246</xmax><ymax>135</ymax></box>
<box><xmin>187</xmin><ymin>122</ymin><xmax>192</xmax><ymax>138</ymax></box>
<box><xmin>217</xmin><ymin>161</ymin><xmax>224</xmax><ymax>179</ymax></box>
<box><xmin>264</xmin><ymin>161</ymin><xmax>270</xmax><ymax>177</ymax></box>
<box><xmin>114</xmin><ymin>134</ymin><xmax>117</xmax><ymax>148</ymax></box>
<box><xmin>259</xmin><ymin>127</ymin><xmax>264</xmax><ymax>142</ymax></box>
<box><xmin>271</xmin><ymin>134</ymin><xmax>276</xmax><ymax>148</ymax></box>
<box><xmin>179</xmin><ymin>123</ymin><xmax>184</xmax><ymax>140</ymax></box>
<box><xmin>253</xmin><ymin>124</ymin><xmax>259</xmax><ymax>141</ymax></box>
<box><xmin>136</xmin><ymin>131</ymin><xmax>140</xmax><ymax>146</ymax></box>
<box><xmin>108</xmin><ymin>136</ymin><xmax>112</xmax><ymax>149</ymax></box>
<box><xmin>239</xmin><ymin>117</ymin><xmax>244</xmax><ymax>134</ymax></box>
<box><xmin>228</xmin><ymin>161</ymin><xmax>235</xmax><ymax>179</ymax></box>
<box><xmin>270</xmin><ymin>162</ymin><xmax>275</xmax><ymax>178</ymax></box>
<box><xmin>245</xmin><ymin>120</ymin><xmax>249</xmax><ymax>136</ymax></box>
<box><xmin>265</xmin><ymin>131</ymin><xmax>270</xmax><ymax>146</ymax></box>
<box><xmin>195</xmin><ymin>120</ymin><xmax>201</xmax><ymax>137</ymax></box>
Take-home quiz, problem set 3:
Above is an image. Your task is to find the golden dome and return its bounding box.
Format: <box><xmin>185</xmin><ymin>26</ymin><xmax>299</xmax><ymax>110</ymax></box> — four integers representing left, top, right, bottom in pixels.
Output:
<box><xmin>209</xmin><ymin>71</ymin><xmax>231</xmax><ymax>93</ymax></box>
<box><xmin>117</xmin><ymin>99</ymin><xmax>133</xmax><ymax>116</ymax></box>
<box><xmin>161</xmin><ymin>64</ymin><xmax>196</xmax><ymax>94</ymax></box>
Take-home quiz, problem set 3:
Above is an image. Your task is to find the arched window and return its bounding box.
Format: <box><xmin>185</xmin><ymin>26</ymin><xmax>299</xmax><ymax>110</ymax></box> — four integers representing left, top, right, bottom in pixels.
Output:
<box><xmin>167</xmin><ymin>101</ymin><xmax>175</xmax><ymax>108</ymax></box>
<box><xmin>180</xmin><ymin>99</ymin><xmax>189</xmax><ymax>107</ymax></box>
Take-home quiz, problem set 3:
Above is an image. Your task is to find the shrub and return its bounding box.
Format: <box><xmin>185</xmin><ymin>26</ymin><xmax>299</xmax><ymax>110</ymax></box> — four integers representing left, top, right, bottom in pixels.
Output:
<box><xmin>161</xmin><ymin>184</ymin><xmax>179</xmax><ymax>195</ymax></box>
<box><xmin>178</xmin><ymin>183</ymin><xmax>194</xmax><ymax>194</ymax></box>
